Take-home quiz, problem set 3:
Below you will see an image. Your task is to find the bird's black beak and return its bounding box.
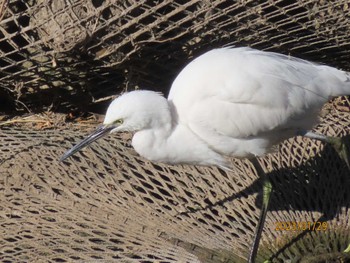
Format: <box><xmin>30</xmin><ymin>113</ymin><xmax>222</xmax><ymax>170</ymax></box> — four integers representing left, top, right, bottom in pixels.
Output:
<box><xmin>60</xmin><ymin>124</ymin><xmax>115</xmax><ymax>162</ymax></box>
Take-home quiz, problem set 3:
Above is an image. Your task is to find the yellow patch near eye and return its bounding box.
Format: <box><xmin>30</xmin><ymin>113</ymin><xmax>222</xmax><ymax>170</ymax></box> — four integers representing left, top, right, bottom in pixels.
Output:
<box><xmin>115</xmin><ymin>119</ymin><xmax>123</xmax><ymax>125</ymax></box>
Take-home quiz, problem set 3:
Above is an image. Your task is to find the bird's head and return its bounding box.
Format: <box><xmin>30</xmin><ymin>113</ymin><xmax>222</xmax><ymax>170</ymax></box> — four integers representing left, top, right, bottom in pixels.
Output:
<box><xmin>60</xmin><ymin>90</ymin><xmax>171</xmax><ymax>162</ymax></box>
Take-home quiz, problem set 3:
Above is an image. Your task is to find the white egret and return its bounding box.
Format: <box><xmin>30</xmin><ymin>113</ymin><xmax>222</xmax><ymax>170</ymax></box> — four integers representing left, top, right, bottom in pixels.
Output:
<box><xmin>60</xmin><ymin>47</ymin><xmax>350</xmax><ymax>263</ymax></box>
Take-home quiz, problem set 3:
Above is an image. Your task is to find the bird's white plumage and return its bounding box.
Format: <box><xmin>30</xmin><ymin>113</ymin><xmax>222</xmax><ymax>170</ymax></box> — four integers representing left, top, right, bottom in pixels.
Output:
<box><xmin>103</xmin><ymin>47</ymin><xmax>350</xmax><ymax>167</ymax></box>
<box><xmin>59</xmin><ymin>47</ymin><xmax>350</xmax><ymax>263</ymax></box>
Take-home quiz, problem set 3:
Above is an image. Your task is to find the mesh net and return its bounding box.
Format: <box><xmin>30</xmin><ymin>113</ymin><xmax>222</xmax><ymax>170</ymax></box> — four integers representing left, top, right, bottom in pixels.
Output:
<box><xmin>1</xmin><ymin>101</ymin><xmax>350</xmax><ymax>262</ymax></box>
<box><xmin>1</xmin><ymin>0</ymin><xmax>350</xmax><ymax>262</ymax></box>
<box><xmin>1</xmin><ymin>0</ymin><xmax>350</xmax><ymax>112</ymax></box>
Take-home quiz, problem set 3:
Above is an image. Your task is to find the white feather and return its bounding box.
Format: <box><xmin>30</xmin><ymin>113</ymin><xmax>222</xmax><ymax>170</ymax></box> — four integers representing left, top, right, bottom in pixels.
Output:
<box><xmin>102</xmin><ymin>47</ymin><xmax>350</xmax><ymax>166</ymax></box>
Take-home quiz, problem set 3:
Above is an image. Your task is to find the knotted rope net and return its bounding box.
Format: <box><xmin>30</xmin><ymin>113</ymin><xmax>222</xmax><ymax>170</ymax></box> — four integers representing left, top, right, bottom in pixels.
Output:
<box><xmin>1</xmin><ymin>0</ymin><xmax>350</xmax><ymax>262</ymax></box>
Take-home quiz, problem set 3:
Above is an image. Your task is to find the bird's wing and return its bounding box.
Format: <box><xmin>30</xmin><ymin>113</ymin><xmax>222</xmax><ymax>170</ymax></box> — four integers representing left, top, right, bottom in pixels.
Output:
<box><xmin>168</xmin><ymin>48</ymin><xmax>349</xmax><ymax>149</ymax></box>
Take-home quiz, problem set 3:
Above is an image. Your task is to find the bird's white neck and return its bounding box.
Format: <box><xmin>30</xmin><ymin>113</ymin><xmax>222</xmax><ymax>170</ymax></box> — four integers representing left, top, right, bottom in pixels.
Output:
<box><xmin>131</xmin><ymin>122</ymin><xmax>226</xmax><ymax>167</ymax></box>
<box><xmin>129</xmin><ymin>99</ymin><xmax>227</xmax><ymax>167</ymax></box>
<box><xmin>131</xmin><ymin>124</ymin><xmax>172</xmax><ymax>162</ymax></box>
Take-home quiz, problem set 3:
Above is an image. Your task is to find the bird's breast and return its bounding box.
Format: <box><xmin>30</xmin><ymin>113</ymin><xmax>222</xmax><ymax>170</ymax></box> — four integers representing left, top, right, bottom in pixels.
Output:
<box><xmin>131</xmin><ymin>125</ymin><xmax>227</xmax><ymax>167</ymax></box>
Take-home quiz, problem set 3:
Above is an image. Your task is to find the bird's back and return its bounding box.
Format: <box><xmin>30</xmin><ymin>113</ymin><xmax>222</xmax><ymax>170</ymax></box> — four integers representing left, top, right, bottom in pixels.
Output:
<box><xmin>168</xmin><ymin>47</ymin><xmax>350</xmax><ymax>158</ymax></box>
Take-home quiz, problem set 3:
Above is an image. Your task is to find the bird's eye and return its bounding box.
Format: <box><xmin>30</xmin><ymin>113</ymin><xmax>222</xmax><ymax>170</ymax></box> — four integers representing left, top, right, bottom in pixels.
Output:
<box><xmin>114</xmin><ymin>119</ymin><xmax>123</xmax><ymax>125</ymax></box>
